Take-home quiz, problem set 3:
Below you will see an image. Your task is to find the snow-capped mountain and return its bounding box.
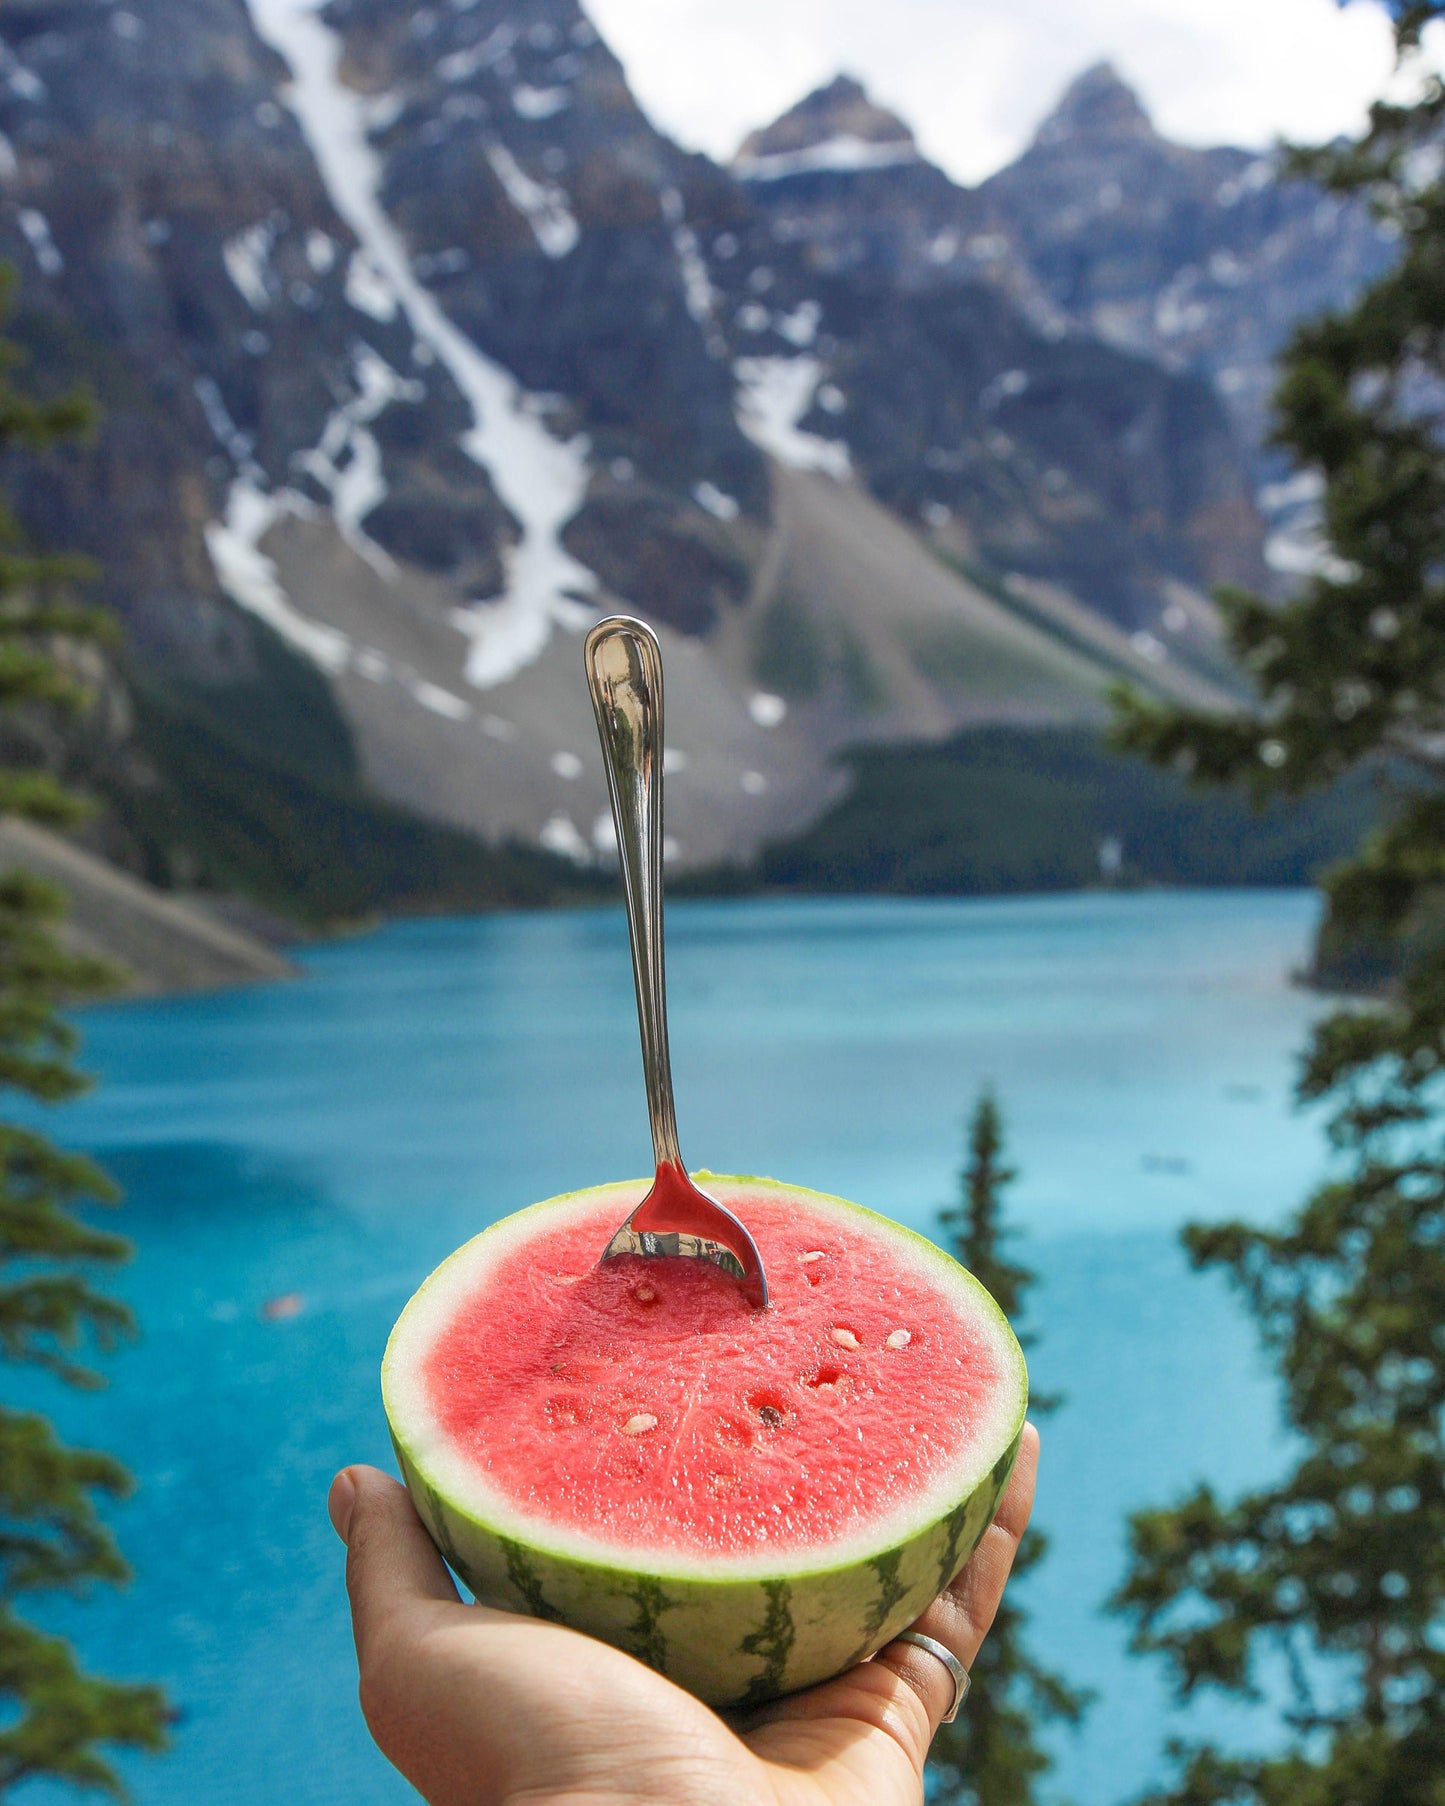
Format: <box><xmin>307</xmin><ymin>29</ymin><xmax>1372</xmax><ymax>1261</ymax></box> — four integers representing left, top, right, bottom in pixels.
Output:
<box><xmin>978</xmin><ymin>65</ymin><xmax>1392</xmax><ymax>457</ymax></box>
<box><xmin>737</xmin><ymin>67</ymin><xmax>1393</xmax><ymax>587</ymax></box>
<box><xmin>717</xmin><ymin>76</ymin><xmax>1266</xmax><ymax>644</ymax></box>
<box><xmin>0</xmin><ymin>5</ymin><xmax>1392</xmax><ymax>881</ymax></box>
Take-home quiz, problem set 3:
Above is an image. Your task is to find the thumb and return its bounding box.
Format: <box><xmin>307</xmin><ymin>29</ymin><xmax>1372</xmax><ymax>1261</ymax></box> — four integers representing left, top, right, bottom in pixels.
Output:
<box><xmin>330</xmin><ymin>1464</ymin><xmax>460</xmax><ymax>1662</ymax></box>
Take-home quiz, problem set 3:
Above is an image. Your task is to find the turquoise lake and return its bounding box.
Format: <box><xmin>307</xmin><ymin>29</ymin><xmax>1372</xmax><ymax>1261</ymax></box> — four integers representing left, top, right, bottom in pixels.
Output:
<box><xmin>24</xmin><ymin>890</ymin><xmax>1337</xmax><ymax>1804</ymax></box>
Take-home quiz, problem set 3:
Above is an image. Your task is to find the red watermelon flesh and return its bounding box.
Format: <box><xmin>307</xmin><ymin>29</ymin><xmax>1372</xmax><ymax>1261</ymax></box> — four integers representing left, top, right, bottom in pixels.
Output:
<box><xmin>421</xmin><ymin>1187</ymin><xmax>1010</xmax><ymax>1560</ymax></box>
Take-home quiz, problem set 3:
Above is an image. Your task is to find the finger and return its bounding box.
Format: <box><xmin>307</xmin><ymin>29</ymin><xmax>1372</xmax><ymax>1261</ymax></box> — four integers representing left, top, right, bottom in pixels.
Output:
<box><xmin>874</xmin><ymin>1422</ymin><xmax>1039</xmax><ymax>1730</ymax></box>
<box><xmin>334</xmin><ymin>1464</ymin><xmax>460</xmax><ymax>1665</ymax></box>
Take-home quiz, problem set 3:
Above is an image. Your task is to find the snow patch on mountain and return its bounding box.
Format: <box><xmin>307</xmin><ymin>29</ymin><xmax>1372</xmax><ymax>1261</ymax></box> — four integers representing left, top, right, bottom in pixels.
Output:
<box><xmin>17</xmin><ymin>208</ymin><xmax>62</xmax><ymax>276</ymax></box>
<box><xmin>775</xmin><ymin>299</ymin><xmax>820</xmax><ymax>347</ymax></box>
<box><xmin>194</xmin><ymin>376</ymin><xmax>255</xmax><ymax>465</ymax></box>
<box><xmin>734</xmin><ymin>134</ymin><xmax>918</xmax><ymax>184</ymax></box>
<box><xmin>242</xmin><ymin>0</ymin><xmax>598</xmax><ymax>690</ymax></box>
<box><xmin>658</xmin><ymin>186</ymin><xmax>714</xmax><ymax>315</ymax></box>
<box><xmin>438</xmin><ymin>21</ymin><xmax>516</xmax><ymax>83</ymax></box>
<box><xmin>409</xmin><ymin>678</ymin><xmax>471</xmax><ymax>719</ymax></box>
<box><xmin>483</xmin><ymin>141</ymin><xmax>579</xmax><ymax>258</ymax></box>
<box><xmin>540</xmin><ymin>812</ymin><xmax>590</xmax><ymax>862</ymax></box>
<box><xmin>205</xmin><ymin>470</ymin><xmax>489</xmax><ymax>730</ymax></box>
<box><xmin>206</xmin><ymin>479</ymin><xmax>350</xmax><ymax>673</ymax></box>
<box><xmin>294</xmin><ymin>345</ymin><xmax>422</xmax><ymax>575</ymax></box>
<box><xmin>224</xmin><ymin>220</ymin><xmax>276</xmax><ymax>309</ymax></box>
<box><xmin>512</xmin><ymin>83</ymin><xmax>569</xmax><ymax>120</ymax></box>
<box><xmin>344</xmin><ymin>248</ymin><xmax>398</xmax><ymax>321</ymax></box>
<box><xmin>693</xmin><ymin>480</ymin><xmax>739</xmax><ymax>520</ymax></box>
<box><xmin>734</xmin><ymin>356</ymin><xmax>850</xmax><ymax>479</ymax></box>
<box><xmin>0</xmin><ymin>40</ymin><xmax>46</xmax><ymax>104</ymax></box>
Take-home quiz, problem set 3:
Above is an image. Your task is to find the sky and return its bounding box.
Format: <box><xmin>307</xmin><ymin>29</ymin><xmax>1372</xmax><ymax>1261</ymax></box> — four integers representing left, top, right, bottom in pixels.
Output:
<box><xmin>585</xmin><ymin>0</ymin><xmax>1432</xmax><ymax>184</ymax></box>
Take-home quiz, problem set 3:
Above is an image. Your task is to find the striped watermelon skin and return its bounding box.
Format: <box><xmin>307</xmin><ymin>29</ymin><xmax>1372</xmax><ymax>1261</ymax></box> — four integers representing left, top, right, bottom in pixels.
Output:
<box><xmin>392</xmin><ymin>1426</ymin><xmax>1021</xmax><ymax>1707</ymax></box>
<box><xmin>384</xmin><ymin>1177</ymin><xmax>1027</xmax><ymax>1709</ymax></box>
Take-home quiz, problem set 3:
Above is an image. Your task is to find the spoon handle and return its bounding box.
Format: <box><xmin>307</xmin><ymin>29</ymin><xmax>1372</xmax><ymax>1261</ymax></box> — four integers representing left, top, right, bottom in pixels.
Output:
<box><xmin>584</xmin><ymin>615</ymin><xmax>682</xmax><ymax>1172</ymax></box>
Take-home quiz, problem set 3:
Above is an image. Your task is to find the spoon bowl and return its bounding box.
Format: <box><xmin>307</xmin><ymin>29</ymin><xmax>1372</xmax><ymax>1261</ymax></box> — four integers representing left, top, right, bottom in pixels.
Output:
<box><xmin>584</xmin><ymin>616</ymin><xmax>769</xmax><ymax>1309</ymax></box>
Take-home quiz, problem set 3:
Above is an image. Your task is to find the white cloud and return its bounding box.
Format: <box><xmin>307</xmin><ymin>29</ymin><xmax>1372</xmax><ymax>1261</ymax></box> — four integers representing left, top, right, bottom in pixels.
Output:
<box><xmin>586</xmin><ymin>0</ymin><xmax>1431</xmax><ymax>183</ymax></box>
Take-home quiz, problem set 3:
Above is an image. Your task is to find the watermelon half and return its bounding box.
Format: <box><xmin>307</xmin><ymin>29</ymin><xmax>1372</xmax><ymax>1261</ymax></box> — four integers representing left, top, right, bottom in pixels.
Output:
<box><xmin>382</xmin><ymin>1175</ymin><xmax>1027</xmax><ymax>1709</ymax></box>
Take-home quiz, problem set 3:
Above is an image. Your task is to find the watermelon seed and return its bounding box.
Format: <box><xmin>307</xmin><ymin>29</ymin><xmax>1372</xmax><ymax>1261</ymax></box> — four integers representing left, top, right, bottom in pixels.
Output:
<box><xmin>621</xmin><ymin>1413</ymin><xmax>658</xmax><ymax>1435</ymax></box>
<box><xmin>831</xmin><ymin>1326</ymin><xmax>860</xmax><ymax>1350</ymax></box>
<box><xmin>886</xmin><ymin>1329</ymin><xmax>913</xmax><ymax>1350</ymax></box>
<box><xmin>799</xmin><ymin>1251</ymin><xmax>826</xmax><ymax>1262</ymax></box>
<box><xmin>747</xmin><ymin>1390</ymin><xmax>792</xmax><ymax>1427</ymax></box>
<box><xmin>633</xmin><ymin>1283</ymin><xmax>658</xmax><ymax>1305</ymax></box>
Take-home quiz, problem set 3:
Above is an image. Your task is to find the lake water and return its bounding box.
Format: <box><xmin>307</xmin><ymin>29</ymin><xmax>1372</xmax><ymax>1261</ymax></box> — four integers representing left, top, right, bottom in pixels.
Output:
<box><xmin>23</xmin><ymin>891</ymin><xmax>1335</xmax><ymax>1804</ymax></box>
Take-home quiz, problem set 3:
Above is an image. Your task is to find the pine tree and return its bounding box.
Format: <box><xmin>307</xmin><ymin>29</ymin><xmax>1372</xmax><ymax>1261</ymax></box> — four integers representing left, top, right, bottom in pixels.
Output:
<box><xmin>0</xmin><ymin>267</ymin><xmax>168</xmax><ymax>1795</ymax></box>
<box><xmin>1108</xmin><ymin>9</ymin><xmax>1445</xmax><ymax>1801</ymax></box>
<box><xmin>929</xmin><ymin>1091</ymin><xmax>1086</xmax><ymax>1806</ymax></box>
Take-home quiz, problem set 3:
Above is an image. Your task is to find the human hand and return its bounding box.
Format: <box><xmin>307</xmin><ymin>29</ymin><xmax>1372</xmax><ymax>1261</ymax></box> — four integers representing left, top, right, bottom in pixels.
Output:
<box><xmin>328</xmin><ymin>1421</ymin><xmax>1039</xmax><ymax>1806</ymax></box>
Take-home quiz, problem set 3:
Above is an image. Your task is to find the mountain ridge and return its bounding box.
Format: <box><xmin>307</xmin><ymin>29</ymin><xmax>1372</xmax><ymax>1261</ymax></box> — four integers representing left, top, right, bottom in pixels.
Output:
<box><xmin>0</xmin><ymin>4</ymin><xmax>1394</xmax><ymax>909</ymax></box>
<box><xmin>1031</xmin><ymin>61</ymin><xmax>1156</xmax><ymax>147</ymax></box>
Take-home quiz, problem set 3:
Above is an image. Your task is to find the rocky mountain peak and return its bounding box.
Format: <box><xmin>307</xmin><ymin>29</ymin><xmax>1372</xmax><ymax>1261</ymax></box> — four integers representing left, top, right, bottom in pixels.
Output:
<box><xmin>1031</xmin><ymin>61</ymin><xmax>1155</xmax><ymax>149</ymax></box>
<box><xmin>734</xmin><ymin>74</ymin><xmax>918</xmax><ymax>178</ymax></box>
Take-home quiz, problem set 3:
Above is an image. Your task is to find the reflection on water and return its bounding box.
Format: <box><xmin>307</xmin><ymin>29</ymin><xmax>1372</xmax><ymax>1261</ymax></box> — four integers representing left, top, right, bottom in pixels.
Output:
<box><xmin>26</xmin><ymin>892</ymin><xmax>1328</xmax><ymax>1804</ymax></box>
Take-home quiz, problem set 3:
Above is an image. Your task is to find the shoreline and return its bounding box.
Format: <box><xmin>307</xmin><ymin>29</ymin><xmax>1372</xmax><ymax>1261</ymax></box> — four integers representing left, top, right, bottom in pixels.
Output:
<box><xmin>24</xmin><ymin>815</ymin><xmax>1342</xmax><ymax>1005</ymax></box>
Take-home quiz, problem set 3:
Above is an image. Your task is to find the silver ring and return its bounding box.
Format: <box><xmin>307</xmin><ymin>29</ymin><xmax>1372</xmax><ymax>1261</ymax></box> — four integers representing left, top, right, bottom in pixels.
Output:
<box><xmin>889</xmin><ymin>1630</ymin><xmax>970</xmax><ymax>1723</ymax></box>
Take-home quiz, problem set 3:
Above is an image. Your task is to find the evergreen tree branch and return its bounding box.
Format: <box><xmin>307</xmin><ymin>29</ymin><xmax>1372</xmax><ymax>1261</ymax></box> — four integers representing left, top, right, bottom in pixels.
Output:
<box><xmin>1109</xmin><ymin>14</ymin><xmax>1445</xmax><ymax>1796</ymax></box>
<box><xmin>0</xmin><ymin>1607</ymin><xmax>167</xmax><ymax>1801</ymax></box>
<box><xmin>929</xmin><ymin>1092</ymin><xmax>1087</xmax><ymax>1805</ymax></box>
<box><xmin>0</xmin><ymin>262</ymin><xmax>168</xmax><ymax>1793</ymax></box>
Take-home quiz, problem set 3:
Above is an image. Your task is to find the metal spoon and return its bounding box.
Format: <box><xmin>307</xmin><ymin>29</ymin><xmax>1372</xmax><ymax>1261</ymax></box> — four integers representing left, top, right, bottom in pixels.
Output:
<box><xmin>584</xmin><ymin>615</ymin><xmax>769</xmax><ymax>1309</ymax></box>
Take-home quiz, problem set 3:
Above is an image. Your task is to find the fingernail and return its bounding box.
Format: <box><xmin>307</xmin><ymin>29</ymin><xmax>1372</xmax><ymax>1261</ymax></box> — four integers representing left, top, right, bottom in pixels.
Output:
<box><xmin>328</xmin><ymin>1469</ymin><xmax>356</xmax><ymax>1544</ymax></box>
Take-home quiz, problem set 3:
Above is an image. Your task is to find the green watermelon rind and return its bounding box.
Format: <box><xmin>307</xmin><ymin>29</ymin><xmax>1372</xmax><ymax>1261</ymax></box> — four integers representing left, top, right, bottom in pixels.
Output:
<box><xmin>383</xmin><ymin>1175</ymin><xmax>1028</xmax><ymax>1710</ymax></box>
